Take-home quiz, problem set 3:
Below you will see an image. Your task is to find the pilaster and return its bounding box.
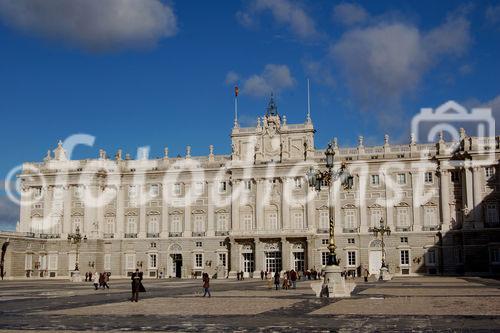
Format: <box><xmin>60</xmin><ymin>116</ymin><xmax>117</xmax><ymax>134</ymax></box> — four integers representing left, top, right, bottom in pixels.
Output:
<box><xmin>282</xmin><ymin>178</ymin><xmax>290</xmax><ymax>230</ymax></box>
<box><xmin>256</xmin><ymin>179</ymin><xmax>265</xmax><ymax>231</ymax></box>
<box><xmin>116</xmin><ymin>185</ymin><xmax>125</xmax><ymax>238</ymax></box>
<box><xmin>411</xmin><ymin>172</ymin><xmax>422</xmax><ymax>231</ymax></box>
<box><xmin>62</xmin><ymin>186</ymin><xmax>71</xmax><ymax>236</ymax></box>
<box><xmin>358</xmin><ymin>173</ymin><xmax>368</xmax><ymax>233</ymax></box>
<box><xmin>440</xmin><ymin>170</ymin><xmax>451</xmax><ymax>231</ymax></box>
<box><xmin>138</xmin><ymin>185</ymin><xmax>146</xmax><ymax>238</ymax></box>
<box><xmin>207</xmin><ymin>181</ymin><xmax>215</xmax><ymax>236</ymax></box>
<box><xmin>160</xmin><ymin>184</ymin><xmax>169</xmax><ymax>238</ymax></box>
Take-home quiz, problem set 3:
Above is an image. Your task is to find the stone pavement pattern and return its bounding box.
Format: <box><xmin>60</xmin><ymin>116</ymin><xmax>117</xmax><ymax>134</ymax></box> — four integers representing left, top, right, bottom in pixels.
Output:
<box><xmin>0</xmin><ymin>276</ymin><xmax>499</xmax><ymax>331</ymax></box>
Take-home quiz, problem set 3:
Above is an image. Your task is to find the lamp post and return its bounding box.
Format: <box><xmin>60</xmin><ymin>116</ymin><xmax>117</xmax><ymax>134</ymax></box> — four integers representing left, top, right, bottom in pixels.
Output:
<box><xmin>67</xmin><ymin>226</ymin><xmax>87</xmax><ymax>281</ymax></box>
<box><xmin>306</xmin><ymin>141</ymin><xmax>354</xmax><ymax>297</ymax></box>
<box><xmin>372</xmin><ymin>217</ymin><xmax>391</xmax><ymax>280</ymax></box>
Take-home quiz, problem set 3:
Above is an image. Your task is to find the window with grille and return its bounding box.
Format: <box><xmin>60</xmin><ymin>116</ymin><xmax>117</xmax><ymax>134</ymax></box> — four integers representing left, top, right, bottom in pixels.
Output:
<box><xmin>25</xmin><ymin>254</ymin><xmax>32</xmax><ymax>270</ymax></box>
<box><xmin>400</xmin><ymin>237</ymin><xmax>408</xmax><ymax>243</ymax></box>
<box><xmin>171</xmin><ymin>215</ymin><xmax>182</xmax><ymax>233</ymax></box>
<box><xmin>149</xmin><ymin>254</ymin><xmax>157</xmax><ymax>269</ymax></box>
<box><xmin>72</xmin><ymin>217</ymin><xmax>81</xmax><ymax>233</ymax></box>
<box><xmin>397</xmin><ymin>173</ymin><xmax>406</xmax><ymax>185</ymax></box>
<box><xmin>294</xmin><ymin>177</ymin><xmax>302</xmax><ymax>189</ymax></box>
<box><xmin>347</xmin><ymin>251</ymin><xmax>356</xmax><ymax>267</ymax></box>
<box><xmin>127</xmin><ymin>217</ymin><xmax>137</xmax><ymax>234</ymax></box>
<box><xmin>486</xmin><ymin>203</ymin><xmax>499</xmax><ymax>224</ymax></box>
<box><xmin>106</xmin><ymin>217</ymin><xmax>115</xmax><ymax>234</ymax></box>
<box><xmin>126</xmin><ymin>254</ymin><xmax>136</xmax><ymax>270</ymax></box>
<box><xmin>104</xmin><ymin>254</ymin><xmax>111</xmax><ymax>271</ymax></box>
<box><xmin>426</xmin><ymin>250</ymin><xmax>436</xmax><ymax>265</ymax></box>
<box><xmin>173</xmin><ymin>183</ymin><xmax>181</xmax><ymax>196</ymax></box>
<box><xmin>344</xmin><ymin>210</ymin><xmax>356</xmax><ymax>229</ymax></box>
<box><xmin>195</xmin><ymin>253</ymin><xmax>203</xmax><ymax>268</ymax></box>
<box><xmin>370</xmin><ymin>209</ymin><xmax>382</xmax><ymax>228</ymax></box>
<box><xmin>217</xmin><ymin>213</ymin><xmax>228</xmax><ymax>231</ymax></box>
<box><xmin>242</xmin><ymin>213</ymin><xmax>253</xmax><ymax>230</ymax></box>
<box><xmin>268</xmin><ymin>212</ymin><xmax>278</xmax><ymax>230</ymax></box>
<box><xmin>194</xmin><ymin>214</ymin><xmax>205</xmax><ymax>232</ymax></box>
<box><xmin>218</xmin><ymin>181</ymin><xmax>227</xmax><ymax>193</ymax></box>
<box><xmin>371</xmin><ymin>175</ymin><xmax>380</xmax><ymax>186</ymax></box>
<box><xmin>424</xmin><ymin>172</ymin><xmax>433</xmax><ymax>183</ymax></box>
<box><xmin>149</xmin><ymin>184</ymin><xmax>159</xmax><ymax>197</ymax></box>
<box><xmin>486</xmin><ymin>167</ymin><xmax>495</xmax><ymax>178</ymax></box>
<box><xmin>244</xmin><ymin>180</ymin><xmax>252</xmax><ymax>191</ymax></box>
<box><xmin>293</xmin><ymin>211</ymin><xmax>304</xmax><ymax>229</ymax></box>
<box><xmin>322</xmin><ymin>239</ymin><xmax>328</xmax><ymax>245</ymax></box>
<box><xmin>400</xmin><ymin>250</ymin><xmax>410</xmax><ymax>265</ymax></box>
<box><xmin>396</xmin><ymin>208</ymin><xmax>410</xmax><ymax>228</ymax></box>
<box><xmin>348</xmin><ymin>238</ymin><xmax>355</xmax><ymax>244</ymax></box>
<box><xmin>128</xmin><ymin>185</ymin><xmax>137</xmax><ymax>198</ymax></box>
<box><xmin>148</xmin><ymin>216</ymin><xmax>159</xmax><ymax>233</ymax></box>
<box><xmin>321</xmin><ymin>252</ymin><xmax>329</xmax><ymax>266</ymax></box>
<box><xmin>319</xmin><ymin>211</ymin><xmax>329</xmax><ymax>229</ymax></box>
<box><xmin>424</xmin><ymin>207</ymin><xmax>437</xmax><ymax>227</ymax></box>
<box><xmin>219</xmin><ymin>253</ymin><xmax>227</xmax><ymax>267</ymax></box>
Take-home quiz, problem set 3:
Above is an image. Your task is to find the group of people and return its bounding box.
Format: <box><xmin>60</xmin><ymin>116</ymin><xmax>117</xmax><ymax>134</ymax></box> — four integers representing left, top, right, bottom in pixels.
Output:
<box><xmin>85</xmin><ymin>271</ymin><xmax>110</xmax><ymax>290</ymax></box>
<box><xmin>271</xmin><ymin>269</ymin><xmax>299</xmax><ymax>290</ymax></box>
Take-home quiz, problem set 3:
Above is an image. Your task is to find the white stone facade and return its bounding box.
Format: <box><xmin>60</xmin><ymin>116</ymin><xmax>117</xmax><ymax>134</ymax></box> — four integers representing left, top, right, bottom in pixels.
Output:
<box><xmin>8</xmin><ymin>99</ymin><xmax>500</xmax><ymax>279</ymax></box>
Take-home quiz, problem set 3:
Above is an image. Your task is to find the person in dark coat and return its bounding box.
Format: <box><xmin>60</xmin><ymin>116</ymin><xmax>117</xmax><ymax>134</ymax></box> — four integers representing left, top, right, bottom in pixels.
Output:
<box><xmin>274</xmin><ymin>271</ymin><xmax>280</xmax><ymax>290</ymax></box>
<box><xmin>202</xmin><ymin>272</ymin><xmax>211</xmax><ymax>297</ymax></box>
<box><xmin>260</xmin><ymin>270</ymin><xmax>265</xmax><ymax>280</ymax></box>
<box><xmin>131</xmin><ymin>269</ymin><xmax>145</xmax><ymax>302</ymax></box>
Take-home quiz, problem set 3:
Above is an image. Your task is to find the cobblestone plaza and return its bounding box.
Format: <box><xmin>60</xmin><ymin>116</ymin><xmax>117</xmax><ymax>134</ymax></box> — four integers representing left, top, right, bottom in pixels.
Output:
<box><xmin>0</xmin><ymin>276</ymin><xmax>499</xmax><ymax>331</ymax></box>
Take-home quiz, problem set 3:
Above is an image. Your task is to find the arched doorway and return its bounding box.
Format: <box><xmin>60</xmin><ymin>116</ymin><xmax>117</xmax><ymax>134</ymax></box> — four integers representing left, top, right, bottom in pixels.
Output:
<box><xmin>369</xmin><ymin>239</ymin><xmax>383</xmax><ymax>275</ymax></box>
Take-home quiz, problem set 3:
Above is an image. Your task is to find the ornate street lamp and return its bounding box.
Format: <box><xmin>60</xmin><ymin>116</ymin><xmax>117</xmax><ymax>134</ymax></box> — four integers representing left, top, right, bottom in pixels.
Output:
<box><xmin>372</xmin><ymin>217</ymin><xmax>391</xmax><ymax>280</ymax></box>
<box><xmin>306</xmin><ymin>141</ymin><xmax>353</xmax><ymax>267</ymax></box>
<box><xmin>67</xmin><ymin>226</ymin><xmax>86</xmax><ymax>272</ymax></box>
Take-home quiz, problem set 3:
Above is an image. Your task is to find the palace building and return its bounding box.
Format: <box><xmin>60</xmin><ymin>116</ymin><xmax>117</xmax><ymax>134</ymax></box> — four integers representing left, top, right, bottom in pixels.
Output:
<box><xmin>1</xmin><ymin>98</ymin><xmax>499</xmax><ymax>279</ymax></box>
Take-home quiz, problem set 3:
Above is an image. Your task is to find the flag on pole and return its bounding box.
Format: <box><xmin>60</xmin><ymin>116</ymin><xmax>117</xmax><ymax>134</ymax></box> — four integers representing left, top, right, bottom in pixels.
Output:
<box><xmin>235</xmin><ymin>86</ymin><xmax>239</xmax><ymax>97</ymax></box>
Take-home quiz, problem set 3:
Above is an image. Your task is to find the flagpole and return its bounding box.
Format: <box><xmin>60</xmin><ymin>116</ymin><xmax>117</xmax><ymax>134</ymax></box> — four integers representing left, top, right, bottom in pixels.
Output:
<box><xmin>234</xmin><ymin>86</ymin><xmax>239</xmax><ymax>128</ymax></box>
<box><xmin>307</xmin><ymin>78</ymin><xmax>311</xmax><ymax>123</ymax></box>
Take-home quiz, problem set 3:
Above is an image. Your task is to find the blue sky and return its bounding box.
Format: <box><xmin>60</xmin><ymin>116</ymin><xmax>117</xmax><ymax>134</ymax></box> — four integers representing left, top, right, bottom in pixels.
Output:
<box><xmin>0</xmin><ymin>0</ymin><xmax>499</xmax><ymax>229</ymax></box>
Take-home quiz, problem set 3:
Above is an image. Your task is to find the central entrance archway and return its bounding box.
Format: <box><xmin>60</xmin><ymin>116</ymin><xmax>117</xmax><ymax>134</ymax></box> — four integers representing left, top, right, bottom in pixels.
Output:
<box><xmin>369</xmin><ymin>239</ymin><xmax>383</xmax><ymax>275</ymax></box>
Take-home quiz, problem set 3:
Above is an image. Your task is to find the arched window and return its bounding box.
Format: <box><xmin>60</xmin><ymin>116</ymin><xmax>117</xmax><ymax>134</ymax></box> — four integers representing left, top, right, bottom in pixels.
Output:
<box><xmin>319</xmin><ymin>210</ymin><xmax>329</xmax><ymax>230</ymax></box>
<box><xmin>216</xmin><ymin>212</ymin><xmax>228</xmax><ymax>231</ymax></box>
<box><xmin>105</xmin><ymin>216</ymin><xmax>115</xmax><ymax>234</ymax></box>
<box><xmin>127</xmin><ymin>216</ymin><xmax>137</xmax><ymax>234</ymax></box>
<box><xmin>193</xmin><ymin>213</ymin><xmax>206</xmax><ymax>232</ymax></box>
<box><xmin>171</xmin><ymin>214</ymin><xmax>182</xmax><ymax>233</ymax></box>
<box><xmin>292</xmin><ymin>210</ymin><xmax>304</xmax><ymax>229</ymax></box>
<box><xmin>240</xmin><ymin>206</ymin><xmax>253</xmax><ymax>230</ymax></box>
<box><xmin>266</xmin><ymin>206</ymin><xmax>278</xmax><ymax>230</ymax></box>
<box><xmin>148</xmin><ymin>215</ymin><xmax>159</xmax><ymax>234</ymax></box>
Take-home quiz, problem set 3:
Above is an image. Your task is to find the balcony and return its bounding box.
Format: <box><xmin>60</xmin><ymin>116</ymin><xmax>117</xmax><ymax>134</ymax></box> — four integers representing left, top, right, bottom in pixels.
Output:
<box><xmin>39</xmin><ymin>233</ymin><xmax>60</xmax><ymax>239</ymax></box>
<box><xmin>124</xmin><ymin>233</ymin><xmax>138</xmax><ymax>238</ymax></box>
<box><xmin>192</xmin><ymin>231</ymin><xmax>206</xmax><ymax>237</ymax></box>
<box><xmin>317</xmin><ymin>228</ymin><xmax>329</xmax><ymax>234</ymax></box>
<box><xmin>343</xmin><ymin>228</ymin><xmax>358</xmax><ymax>233</ymax></box>
<box><xmin>215</xmin><ymin>231</ymin><xmax>229</xmax><ymax>236</ymax></box>
<box><xmin>147</xmin><ymin>233</ymin><xmax>160</xmax><ymax>238</ymax></box>
<box><xmin>25</xmin><ymin>232</ymin><xmax>35</xmax><ymax>238</ymax></box>
<box><xmin>169</xmin><ymin>232</ymin><xmax>182</xmax><ymax>237</ymax></box>
<box><xmin>422</xmin><ymin>226</ymin><xmax>442</xmax><ymax>231</ymax></box>
<box><xmin>395</xmin><ymin>227</ymin><xmax>412</xmax><ymax>232</ymax></box>
<box><xmin>103</xmin><ymin>233</ymin><xmax>114</xmax><ymax>239</ymax></box>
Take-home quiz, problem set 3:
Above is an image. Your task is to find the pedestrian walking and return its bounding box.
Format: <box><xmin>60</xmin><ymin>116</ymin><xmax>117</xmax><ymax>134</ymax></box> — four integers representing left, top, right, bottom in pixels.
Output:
<box><xmin>363</xmin><ymin>268</ymin><xmax>369</xmax><ymax>282</ymax></box>
<box><xmin>274</xmin><ymin>271</ymin><xmax>280</xmax><ymax>290</ymax></box>
<box><xmin>282</xmin><ymin>273</ymin><xmax>289</xmax><ymax>290</ymax></box>
<box><xmin>260</xmin><ymin>270</ymin><xmax>264</xmax><ymax>280</ymax></box>
<box><xmin>202</xmin><ymin>272</ymin><xmax>211</xmax><ymax>297</ymax></box>
<box><xmin>92</xmin><ymin>271</ymin><xmax>99</xmax><ymax>290</ymax></box>
<box><xmin>131</xmin><ymin>269</ymin><xmax>146</xmax><ymax>302</ymax></box>
<box><xmin>102</xmin><ymin>272</ymin><xmax>110</xmax><ymax>289</ymax></box>
<box><xmin>290</xmin><ymin>269</ymin><xmax>297</xmax><ymax>289</ymax></box>
<box><xmin>85</xmin><ymin>272</ymin><xmax>88</xmax><ymax>282</ymax></box>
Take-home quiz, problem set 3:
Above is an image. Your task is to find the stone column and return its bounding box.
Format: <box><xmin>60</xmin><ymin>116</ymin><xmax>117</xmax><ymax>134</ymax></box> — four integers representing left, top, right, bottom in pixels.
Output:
<box><xmin>138</xmin><ymin>185</ymin><xmax>147</xmax><ymax>238</ymax></box>
<box><xmin>116</xmin><ymin>185</ymin><xmax>125</xmax><ymax>238</ymax></box>
<box><xmin>306</xmin><ymin>183</ymin><xmax>315</xmax><ymax>231</ymax></box>
<box><xmin>307</xmin><ymin>237</ymin><xmax>315</xmax><ymax>270</ymax></box>
<box><xmin>62</xmin><ymin>186</ymin><xmax>72</xmax><ymax>236</ymax></box>
<box><xmin>411</xmin><ymin>172</ymin><xmax>422</xmax><ymax>231</ymax></box>
<box><xmin>183</xmin><ymin>184</ymin><xmax>192</xmax><ymax>237</ymax></box>
<box><xmin>281</xmin><ymin>238</ymin><xmax>291</xmax><ymax>272</ymax></box>
<box><xmin>228</xmin><ymin>240</ymin><xmax>240</xmax><ymax>278</ymax></box>
<box><xmin>333</xmin><ymin>178</ymin><xmax>342</xmax><ymax>234</ymax></box>
<box><xmin>96</xmin><ymin>186</ymin><xmax>105</xmax><ymax>238</ymax></box>
<box><xmin>160</xmin><ymin>184</ymin><xmax>169</xmax><ymax>238</ymax></box>
<box><xmin>231</xmin><ymin>180</ymin><xmax>240</xmax><ymax>232</ymax></box>
<box><xmin>84</xmin><ymin>185</ymin><xmax>98</xmax><ymax>237</ymax></box>
<box><xmin>440</xmin><ymin>170</ymin><xmax>451</xmax><ymax>231</ymax></box>
<box><xmin>358</xmin><ymin>173</ymin><xmax>368</xmax><ymax>233</ymax></box>
<box><xmin>282</xmin><ymin>178</ymin><xmax>290</xmax><ymax>230</ymax></box>
<box><xmin>464</xmin><ymin>167</ymin><xmax>474</xmax><ymax>223</ymax></box>
<box><xmin>256</xmin><ymin>179</ymin><xmax>265</xmax><ymax>231</ymax></box>
<box><xmin>19</xmin><ymin>189</ymin><xmax>31</xmax><ymax>233</ymax></box>
<box><xmin>472</xmin><ymin>167</ymin><xmax>483</xmax><ymax>227</ymax></box>
<box><xmin>253</xmin><ymin>238</ymin><xmax>264</xmax><ymax>276</ymax></box>
<box><xmin>207</xmin><ymin>181</ymin><xmax>215</xmax><ymax>236</ymax></box>
<box><xmin>42</xmin><ymin>186</ymin><xmax>52</xmax><ymax>233</ymax></box>
<box><xmin>383</xmin><ymin>172</ymin><xmax>394</xmax><ymax>230</ymax></box>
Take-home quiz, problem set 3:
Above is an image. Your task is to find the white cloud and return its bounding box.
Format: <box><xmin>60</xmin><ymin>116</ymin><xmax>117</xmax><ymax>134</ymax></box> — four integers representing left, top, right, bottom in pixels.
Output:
<box><xmin>0</xmin><ymin>0</ymin><xmax>178</xmax><ymax>52</ymax></box>
<box><xmin>225</xmin><ymin>71</ymin><xmax>240</xmax><ymax>85</ymax></box>
<box><xmin>236</xmin><ymin>0</ymin><xmax>318</xmax><ymax>40</ymax></box>
<box><xmin>332</xmin><ymin>3</ymin><xmax>368</xmax><ymax>26</ymax></box>
<box><xmin>241</xmin><ymin>64</ymin><xmax>296</xmax><ymax>97</ymax></box>
<box><xmin>330</xmin><ymin>13</ymin><xmax>471</xmax><ymax>113</ymax></box>
<box><xmin>0</xmin><ymin>195</ymin><xmax>18</xmax><ymax>231</ymax></box>
<box><xmin>483</xmin><ymin>95</ymin><xmax>500</xmax><ymax>124</ymax></box>
<box><xmin>303</xmin><ymin>59</ymin><xmax>336</xmax><ymax>88</ymax></box>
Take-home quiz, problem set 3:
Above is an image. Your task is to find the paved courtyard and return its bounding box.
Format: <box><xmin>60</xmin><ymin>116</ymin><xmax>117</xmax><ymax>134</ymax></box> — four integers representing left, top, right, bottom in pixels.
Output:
<box><xmin>0</xmin><ymin>276</ymin><xmax>499</xmax><ymax>332</ymax></box>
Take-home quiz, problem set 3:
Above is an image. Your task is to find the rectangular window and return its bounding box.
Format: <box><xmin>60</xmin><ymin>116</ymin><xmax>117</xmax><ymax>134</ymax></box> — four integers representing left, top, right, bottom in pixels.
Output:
<box><xmin>48</xmin><ymin>254</ymin><xmax>58</xmax><ymax>270</ymax></box>
<box><xmin>424</xmin><ymin>207</ymin><xmax>437</xmax><ymax>227</ymax></box>
<box><xmin>218</xmin><ymin>253</ymin><xmax>227</xmax><ymax>267</ymax></box>
<box><xmin>196</xmin><ymin>241</ymin><xmax>202</xmax><ymax>247</ymax></box>
<box><xmin>293</xmin><ymin>211</ymin><xmax>304</xmax><ymax>229</ymax></box>
<box><xmin>171</xmin><ymin>215</ymin><xmax>182</xmax><ymax>233</ymax></box>
<box><xmin>148</xmin><ymin>215</ymin><xmax>159</xmax><ymax>234</ymax></box>
<box><xmin>397</xmin><ymin>173</ymin><xmax>406</xmax><ymax>185</ymax></box>
<box><xmin>347</xmin><ymin>251</ymin><xmax>356</xmax><ymax>267</ymax></box>
<box><xmin>370</xmin><ymin>209</ymin><xmax>382</xmax><ymax>228</ymax></box>
<box><xmin>33</xmin><ymin>187</ymin><xmax>43</xmax><ymax>199</ymax></box>
<box><xmin>400</xmin><ymin>250</ymin><xmax>410</xmax><ymax>266</ymax></box>
<box><xmin>400</xmin><ymin>237</ymin><xmax>408</xmax><ymax>243</ymax></box>
<box><xmin>218</xmin><ymin>181</ymin><xmax>227</xmax><ymax>193</ymax></box>
<box><xmin>319</xmin><ymin>211</ymin><xmax>329</xmax><ymax>229</ymax></box>
<box><xmin>194</xmin><ymin>214</ymin><xmax>205</xmax><ymax>232</ymax></box>
<box><xmin>486</xmin><ymin>203</ymin><xmax>499</xmax><ymax>224</ymax></box>
<box><xmin>371</xmin><ymin>175</ymin><xmax>380</xmax><ymax>186</ymax></box>
<box><xmin>195</xmin><ymin>253</ymin><xmax>203</xmax><ymax>268</ymax></box>
<box><xmin>427</xmin><ymin>249</ymin><xmax>436</xmax><ymax>266</ymax></box>
<box><xmin>127</xmin><ymin>217</ymin><xmax>137</xmax><ymax>234</ymax></box>
<box><xmin>25</xmin><ymin>254</ymin><xmax>33</xmax><ymax>270</ymax></box>
<box><xmin>424</xmin><ymin>172</ymin><xmax>433</xmax><ymax>183</ymax></box>
<box><xmin>194</xmin><ymin>182</ymin><xmax>204</xmax><ymax>195</ymax></box>
<box><xmin>104</xmin><ymin>254</ymin><xmax>111</xmax><ymax>271</ymax></box>
<box><xmin>149</xmin><ymin>184</ymin><xmax>159</xmax><ymax>197</ymax></box>
<box><xmin>344</xmin><ymin>210</ymin><xmax>356</xmax><ymax>229</ymax></box>
<box><xmin>486</xmin><ymin>167</ymin><xmax>495</xmax><ymax>178</ymax></box>
<box><xmin>321</xmin><ymin>239</ymin><xmax>329</xmax><ymax>245</ymax></box>
<box><xmin>348</xmin><ymin>238</ymin><xmax>355</xmax><ymax>244</ymax></box>
<box><xmin>294</xmin><ymin>177</ymin><xmax>302</xmax><ymax>189</ymax></box>
<box><xmin>217</xmin><ymin>213</ymin><xmax>228</xmax><ymax>231</ymax></box>
<box><xmin>268</xmin><ymin>212</ymin><xmax>278</xmax><ymax>230</ymax></box>
<box><xmin>244</xmin><ymin>180</ymin><xmax>252</xmax><ymax>191</ymax></box>
<box><xmin>173</xmin><ymin>183</ymin><xmax>181</xmax><ymax>196</ymax></box>
<box><xmin>106</xmin><ymin>217</ymin><xmax>115</xmax><ymax>234</ymax></box>
<box><xmin>149</xmin><ymin>254</ymin><xmax>157</xmax><ymax>269</ymax></box>
<box><xmin>397</xmin><ymin>208</ymin><xmax>410</xmax><ymax>228</ymax></box>
<box><xmin>321</xmin><ymin>252</ymin><xmax>329</xmax><ymax>266</ymax></box>
<box><xmin>74</xmin><ymin>186</ymin><xmax>83</xmax><ymax>199</ymax></box>
<box><xmin>243</xmin><ymin>213</ymin><xmax>253</xmax><ymax>230</ymax></box>
<box><xmin>491</xmin><ymin>248</ymin><xmax>500</xmax><ymax>263</ymax></box>
<box><xmin>126</xmin><ymin>254</ymin><xmax>136</xmax><ymax>270</ymax></box>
